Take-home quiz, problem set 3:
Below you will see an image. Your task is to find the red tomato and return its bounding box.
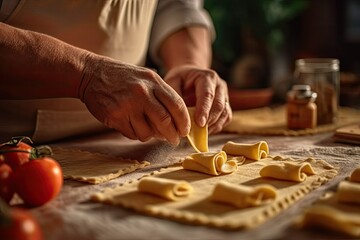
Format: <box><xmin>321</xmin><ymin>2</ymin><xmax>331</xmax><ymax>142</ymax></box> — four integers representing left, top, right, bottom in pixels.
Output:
<box><xmin>0</xmin><ymin>163</ymin><xmax>14</xmax><ymax>204</ymax></box>
<box><xmin>14</xmin><ymin>157</ymin><xmax>63</xmax><ymax>207</ymax></box>
<box><xmin>1</xmin><ymin>142</ymin><xmax>32</xmax><ymax>170</ymax></box>
<box><xmin>0</xmin><ymin>207</ymin><xmax>43</xmax><ymax>240</ymax></box>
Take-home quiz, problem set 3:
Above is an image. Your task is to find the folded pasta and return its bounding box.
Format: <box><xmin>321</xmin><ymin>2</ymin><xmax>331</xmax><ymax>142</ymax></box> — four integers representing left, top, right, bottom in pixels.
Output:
<box><xmin>337</xmin><ymin>181</ymin><xmax>360</xmax><ymax>204</ymax></box>
<box><xmin>350</xmin><ymin>167</ymin><xmax>360</xmax><ymax>182</ymax></box>
<box><xmin>138</xmin><ymin>177</ymin><xmax>193</xmax><ymax>201</ymax></box>
<box><xmin>186</xmin><ymin>107</ymin><xmax>208</xmax><ymax>153</ymax></box>
<box><xmin>259</xmin><ymin>162</ymin><xmax>316</xmax><ymax>182</ymax></box>
<box><xmin>183</xmin><ymin>151</ymin><xmax>237</xmax><ymax>175</ymax></box>
<box><xmin>299</xmin><ymin>204</ymin><xmax>360</xmax><ymax>237</ymax></box>
<box><xmin>222</xmin><ymin>141</ymin><xmax>269</xmax><ymax>160</ymax></box>
<box><xmin>210</xmin><ymin>181</ymin><xmax>277</xmax><ymax>208</ymax></box>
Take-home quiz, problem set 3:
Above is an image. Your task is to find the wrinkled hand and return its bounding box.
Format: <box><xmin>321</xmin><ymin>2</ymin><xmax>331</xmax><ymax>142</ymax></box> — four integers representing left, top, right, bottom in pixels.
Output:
<box><xmin>164</xmin><ymin>65</ymin><xmax>232</xmax><ymax>134</ymax></box>
<box><xmin>79</xmin><ymin>55</ymin><xmax>190</xmax><ymax>145</ymax></box>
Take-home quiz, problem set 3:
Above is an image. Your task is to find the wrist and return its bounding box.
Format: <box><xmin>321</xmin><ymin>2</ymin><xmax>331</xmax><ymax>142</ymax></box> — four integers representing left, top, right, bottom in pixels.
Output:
<box><xmin>78</xmin><ymin>52</ymin><xmax>96</xmax><ymax>102</ymax></box>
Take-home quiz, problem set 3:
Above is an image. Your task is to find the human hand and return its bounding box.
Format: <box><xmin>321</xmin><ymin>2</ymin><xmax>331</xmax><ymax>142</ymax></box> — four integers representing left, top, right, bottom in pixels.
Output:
<box><xmin>164</xmin><ymin>65</ymin><xmax>232</xmax><ymax>134</ymax></box>
<box><xmin>79</xmin><ymin>55</ymin><xmax>190</xmax><ymax>145</ymax></box>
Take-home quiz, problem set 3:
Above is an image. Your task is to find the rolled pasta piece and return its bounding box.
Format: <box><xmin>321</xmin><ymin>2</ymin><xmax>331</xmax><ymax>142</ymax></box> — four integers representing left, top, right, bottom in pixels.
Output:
<box><xmin>259</xmin><ymin>162</ymin><xmax>316</xmax><ymax>182</ymax></box>
<box><xmin>138</xmin><ymin>177</ymin><xmax>193</xmax><ymax>201</ymax></box>
<box><xmin>337</xmin><ymin>181</ymin><xmax>360</xmax><ymax>204</ymax></box>
<box><xmin>183</xmin><ymin>151</ymin><xmax>237</xmax><ymax>175</ymax></box>
<box><xmin>350</xmin><ymin>167</ymin><xmax>360</xmax><ymax>182</ymax></box>
<box><xmin>299</xmin><ymin>205</ymin><xmax>360</xmax><ymax>237</ymax></box>
<box><xmin>222</xmin><ymin>141</ymin><xmax>269</xmax><ymax>160</ymax></box>
<box><xmin>186</xmin><ymin>107</ymin><xmax>208</xmax><ymax>153</ymax></box>
<box><xmin>210</xmin><ymin>181</ymin><xmax>277</xmax><ymax>208</ymax></box>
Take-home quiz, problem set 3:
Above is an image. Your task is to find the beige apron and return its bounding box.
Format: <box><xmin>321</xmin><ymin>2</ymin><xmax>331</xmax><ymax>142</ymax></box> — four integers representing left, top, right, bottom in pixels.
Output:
<box><xmin>0</xmin><ymin>0</ymin><xmax>158</xmax><ymax>143</ymax></box>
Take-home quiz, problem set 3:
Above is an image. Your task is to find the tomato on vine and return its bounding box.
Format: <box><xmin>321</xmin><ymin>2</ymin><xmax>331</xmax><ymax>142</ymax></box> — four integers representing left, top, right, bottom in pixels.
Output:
<box><xmin>0</xmin><ymin>163</ymin><xmax>14</xmax><ymax>204</ymax></box>
<box><xmin>0</xmin><ymin>136</ymin><xmax>33</xmax><ymax>170</ymax></box>
<box><xmin>13</xmin><ymin>154</ymin><xmax>63</xmax><ymax>207</ymax></box>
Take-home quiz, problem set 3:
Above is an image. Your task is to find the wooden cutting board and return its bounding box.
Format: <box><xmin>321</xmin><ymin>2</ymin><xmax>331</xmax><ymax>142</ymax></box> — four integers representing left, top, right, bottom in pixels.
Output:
<box><xmin>334</xmin><ymin>123</ymin><xmax>360</xmax><ymax>145</ymax></box>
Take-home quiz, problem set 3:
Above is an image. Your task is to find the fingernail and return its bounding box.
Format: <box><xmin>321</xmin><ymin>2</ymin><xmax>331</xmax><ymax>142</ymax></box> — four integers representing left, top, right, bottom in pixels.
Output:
<box><xmin>171</xmin><ymin>136</ymin><xmax>180</xmax><ymax>146</ymax></box>
<box><xmin>200</xmin><ymin>116</ymin><xmax>207</xmax><ymax>127</ymax></box>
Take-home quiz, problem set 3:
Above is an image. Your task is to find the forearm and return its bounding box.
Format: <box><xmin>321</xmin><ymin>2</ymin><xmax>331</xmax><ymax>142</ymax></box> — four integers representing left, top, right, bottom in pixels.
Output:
<box><xmin>159</xmin><ymin>26</ymin><xmax>212</xmax><ymax>71</ymax></box>
<box><xmin>0</xmin><ymin>23</ymin><xmax>89</xmax><ymax>99</ymax></box>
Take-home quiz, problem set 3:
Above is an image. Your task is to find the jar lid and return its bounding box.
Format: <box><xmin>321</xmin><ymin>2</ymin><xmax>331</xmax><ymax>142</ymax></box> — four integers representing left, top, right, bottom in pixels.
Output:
<box><xmin>295</xmin><ymin>58</ymin><xmax>339</xmax><ymax>72</ymax></box>
<box><xmin>288</xmin><ymin>84</ymin><xmax>317</xmax><ymax>100</ymax></box>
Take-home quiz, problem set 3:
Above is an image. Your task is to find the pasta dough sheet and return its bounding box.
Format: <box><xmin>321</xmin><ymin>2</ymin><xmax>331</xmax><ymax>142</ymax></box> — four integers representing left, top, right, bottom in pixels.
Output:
<box><xmin>224</xmin><ymin>106</ymin><xmax>360</xmax><ymax>136</ymax></box>
<box><xmin>92</xmin><ymin>155</ymin><xmax>337</xmax><ymax>229</ymax></box>
<box><xmin>297</xmin><ymin>191</ymin><xmax>360</xmax><ymax>237</ymax></box>
<box><xmin>186</xmin><ymin>107</ymin><xmax>208</xmax><ymax>153</ymax></box>
<box><xmin>52</xmin><ymin>147</ymin><xmax>150</xmax><ymax>184</ymax></box>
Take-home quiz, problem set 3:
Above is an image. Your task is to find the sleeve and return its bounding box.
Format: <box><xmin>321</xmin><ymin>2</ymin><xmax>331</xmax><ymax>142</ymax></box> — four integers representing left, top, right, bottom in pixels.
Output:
<box><xmin>149</xmin><ymin>0</ymin><xmax>216</xmax><ymax>65</ymax></box>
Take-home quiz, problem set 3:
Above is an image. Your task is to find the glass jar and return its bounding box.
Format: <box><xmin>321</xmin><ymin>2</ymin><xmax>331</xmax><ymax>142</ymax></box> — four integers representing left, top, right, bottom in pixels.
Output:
<box><xmin>287</xmin><ymin>85</ymin><xmax>317</xmax><ymax>130</ymax></box>
<box><xmin>294</xmin><ymin>58</ymin><xmax>339</xmax><ymax>125</ymax></box>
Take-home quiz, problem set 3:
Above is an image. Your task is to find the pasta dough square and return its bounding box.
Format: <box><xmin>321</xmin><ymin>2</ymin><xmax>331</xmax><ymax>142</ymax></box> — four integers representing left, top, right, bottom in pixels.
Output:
<box><xmin>224</xmin><ymin>106</ymin><xmax>360</xmax><ymax>136</ymax></box>
<box><xmin>91</xmin><ymin>155</ymin><xmax>337</xmax><ymax>229</ymax></box>
<box><xmin>52</xmin><ymin>147</ymin><xmax>150</xmax><ymax>184</ymax></box>
<box><xmin>297</xmin><ymin>167</ymin><xmax>360</xmax><ymax>237</ymax></box>
<box><xmin>297</xmin><ymin>191</ymin><xmax>360</xmax><ymax>237</ymax></box>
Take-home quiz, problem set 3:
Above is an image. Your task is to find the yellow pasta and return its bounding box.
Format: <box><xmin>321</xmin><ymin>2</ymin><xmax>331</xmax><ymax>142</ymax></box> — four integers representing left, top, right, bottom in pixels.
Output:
<box><xmin>337</xmin><ymin>181</ymin><xmax>360</xmax><ymax>204</ymax></box>
<box><xmin>210</xmin><ymin>181</ymin><xmax>277</xmax><ymax>208</ymax></box>
<box><xmin>186</xmin><ymin>107</ymin><xmax>208</xmax><ymax>153</ymax></box>
<box><xmin>138</xmin><ymin>177</ymin><xmax>193</xmax><ymax>201</ymax></box>
<box><xmin>259</xmin><ymin>162</ymin><xmax>316</xmax><ymax>182</ymax></box>
<box><xmin>222</xmin><ymin>141</ymin><xmax>269</xmax><ymax>160</ymax></box>
<box><xmin>299</xmin><ymin>205</ymin><xmax>360</xmax><ymax>237</ymax></box>
<box><xmin>350</xmin><ymin>167</ymin><xmax>360</xmax><ymax>182</ymax></box>
<box><xmin>183</xmin><ymin>151</ymin><xmax>237</xmax><ymax>175</ymax></box>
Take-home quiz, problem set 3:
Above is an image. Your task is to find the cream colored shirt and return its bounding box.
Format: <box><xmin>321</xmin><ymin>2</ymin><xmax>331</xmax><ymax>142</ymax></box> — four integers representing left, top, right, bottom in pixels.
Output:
<box><xmin>0</xmin><ymin>0</ymin><xmax>214</xmax><ymax>143</ymax></box>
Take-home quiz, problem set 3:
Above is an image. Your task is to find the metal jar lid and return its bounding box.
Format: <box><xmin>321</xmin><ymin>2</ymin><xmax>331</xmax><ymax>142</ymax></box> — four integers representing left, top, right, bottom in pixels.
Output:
<box><xmin>287</xmin><ymin>85</ymin><xmax>317</xmax><ymax>101</ymax></box>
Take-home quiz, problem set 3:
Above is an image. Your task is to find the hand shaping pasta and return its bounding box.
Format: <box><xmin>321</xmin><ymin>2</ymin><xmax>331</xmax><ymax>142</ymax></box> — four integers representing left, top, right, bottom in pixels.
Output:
<box><xmin>164</xmin><ymin>65</ymin><xmax>232</xmax><ymax>134</ymax></box>
<box><xmin>79</xmin><ymin>54</ymin><xmax>190</xmax><ymax>145</ymax></box>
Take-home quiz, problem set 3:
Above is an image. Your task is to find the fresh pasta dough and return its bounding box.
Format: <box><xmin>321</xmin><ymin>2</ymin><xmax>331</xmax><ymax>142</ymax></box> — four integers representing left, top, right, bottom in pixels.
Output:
<box><xmin>92</xmin><ymin>155</ymin><xmax>338</xmax><ymax>230</ymax></box>
<box><xmin>259</xmin><ymin>162</ymin><xmax>316</xmax><ymax>182</ymax></box>
<box><xmin>210</xmin><ymin>181</ymin><xmax>277</xmax><ymax>208</ymax></box>
<box><xmin>299</xmin><ymin>204</ymin><xmax>360</xmax><ymax>237</ymax></box>
<box><xmin>186</xmin><ymin>107</ymin><xmax>208</xmax><ymax>153</ymax></box>
<box><xmin>337</xmin><ymin>181</ymin><xmax>360</xmax><ymax>204</ymax></box>
<box><xmin>138</xmin><ymin>177</ymin><xmax>193</xmax><ymax>201</ymax></box>
<box><xmin>52</xmin><ymin>147</ymin><xmax>150</xmax><ymax>184</ymax></box>
<box><xmin>222</xmin><ymin>141</ymin><xmax>269</xmax><ymax>160</ymax></box>
<box><xmin>182</xmin><ymin>151</ymin><xmax>237</xmax><ymax>175</ymax></box>
<box><xmin>350</xmin><ymin>167</ymin><xmax>360</xmax><ymax>182</ymax></box>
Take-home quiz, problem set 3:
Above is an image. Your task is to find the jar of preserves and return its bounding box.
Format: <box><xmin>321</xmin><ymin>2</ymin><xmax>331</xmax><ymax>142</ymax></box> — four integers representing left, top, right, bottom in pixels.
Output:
<box><xmin>287</xmin><ymin>85</ymin><xmax>317</xmax><ymax>130</ymax></box>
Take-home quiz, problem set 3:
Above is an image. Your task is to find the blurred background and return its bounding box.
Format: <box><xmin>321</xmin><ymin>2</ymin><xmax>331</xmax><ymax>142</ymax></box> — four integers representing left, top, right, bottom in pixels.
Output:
<box><xmin>204</xmin><ymin>0</ymin><xmax>360</xmax><ymax>109</ymax></box>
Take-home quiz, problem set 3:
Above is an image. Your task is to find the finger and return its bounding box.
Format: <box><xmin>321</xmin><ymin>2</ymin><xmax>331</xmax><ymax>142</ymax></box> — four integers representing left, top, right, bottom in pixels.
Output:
<box><xmin>165</xmin><ymin>75</ymin><xmax>183</xmax><ymax>96</ymax></box>
<box><xmin>207</xmin><ymin>82</ymin><xmax>228</xmax><ymax>126</ymax></box>
<box><xmin>130</xmin><ymin>114</ymin><xmax>154</xmax><ymax>142</ymax></box>
<box><xmin>111</xmin><ymin>118</ymin><xmax>138</xmax><ymax>140</ymax></box>
<box><xmin>145</xmin><ymin>97</ymin><xmax>181</xmax><ymax>145</ymax></box>
<box><xmin>224</xmin><ymin>101</ymin><xmax>233</xmax><ymax>126</ymax></box>
<box><xmin>208</xmin><ymin>105</ymin><xmax>230</xmax><ymax>134</ymax></box>
<box><xmin>153</xmin><ymin>85</ymin><xmax>190</xmax><ymax>138</ymax></box>
<box><xmin>194</xmin><ymin>72</ymin><xmax>217</xmax><ymax>127</ymax></box>
<box><xmin>148</xmin><ymin>120</ymin><xmax>167</xmax><ymax>141</ymax></box>
<box><xmin>146</xmin><ymin>107</ymin><xmax>179</xmax><ymax>145</ymax></box>
<box><xmin>166</xmin><ymin>76</ymin><xmax>197</xmax><ymax>106</ymax></box>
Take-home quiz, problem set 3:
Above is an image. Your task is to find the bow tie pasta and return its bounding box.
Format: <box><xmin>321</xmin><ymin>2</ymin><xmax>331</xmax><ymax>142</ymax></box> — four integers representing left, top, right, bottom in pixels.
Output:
<box><xmin>138</xmin><ymin>177</ymin><xmax>193</xmax><ymax>201</ymax></box>
<box><xmin>210</xmin><ymin>181</ymin><xmax>277</xmax><ymax>208</ymax></box>
<box><xmin>222</xmin><ymin>141</ymin><xmax>269</xmax><ymax>160</ymax></box>
<box><xmin>183</xmin><ymin>151</ymin><xmax>237</xmax><ymax>175</ymax></box>
<box><xmin>259</xmin><ymin>162</ymin><xmax>316</xmax><ymax>182</ymax></box>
